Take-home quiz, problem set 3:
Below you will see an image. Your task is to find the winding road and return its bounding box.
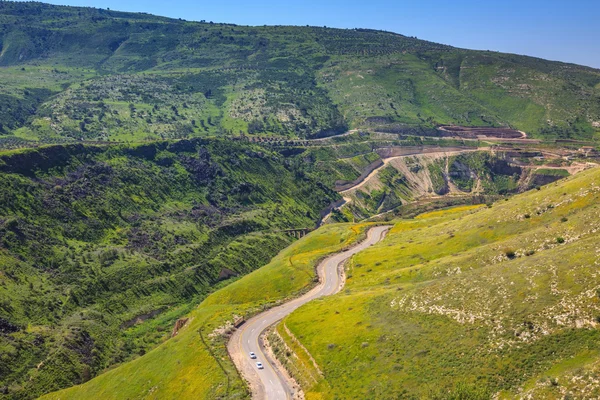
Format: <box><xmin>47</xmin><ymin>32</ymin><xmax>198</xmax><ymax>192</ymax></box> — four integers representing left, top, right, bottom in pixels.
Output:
<box><xmin>228</xmin><ymin>225</ymin><xmax>390</xmax><ymax>400</ymax></box>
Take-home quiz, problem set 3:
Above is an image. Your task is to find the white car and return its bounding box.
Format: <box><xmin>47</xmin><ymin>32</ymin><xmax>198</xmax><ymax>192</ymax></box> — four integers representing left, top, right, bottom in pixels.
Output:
<box><xmin>249</xmin><ymin>352</ymin><xmax>257</xmax><ymax>359</ymax></box>
<box><xmin>256</xmin><ymin>362</ymin><xmax>264</xmax><ymax>369</ymax></box>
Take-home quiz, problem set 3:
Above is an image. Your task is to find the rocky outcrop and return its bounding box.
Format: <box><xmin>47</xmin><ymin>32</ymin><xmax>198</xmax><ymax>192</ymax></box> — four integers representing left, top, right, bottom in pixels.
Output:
<box><xmin>171</xmin><ymin>318</ymin><xmax>189</xmax><ymax>337</ymax></box>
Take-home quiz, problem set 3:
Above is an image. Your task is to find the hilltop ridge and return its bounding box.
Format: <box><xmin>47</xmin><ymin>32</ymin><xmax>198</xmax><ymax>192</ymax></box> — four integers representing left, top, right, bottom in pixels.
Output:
<box><xmin>0</xmin><ymin>1</ymin><xmax>598</xmax><ymax>145</ymax></box>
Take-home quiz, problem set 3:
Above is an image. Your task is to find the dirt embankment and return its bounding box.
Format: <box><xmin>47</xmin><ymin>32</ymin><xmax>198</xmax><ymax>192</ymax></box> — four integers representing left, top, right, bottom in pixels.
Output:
<box><xmin>376</xmin><ymin>145</ymin><xmax>477</xmax><ymax>159</ymax></box>
<box><xmin>334</xmin><ymin>159</ymin><xmax>384</xmax><ymax>192</ymax></box>
<box><xmin>339</xmin><ymin>147</ymin><xmax>483</xmax><ymax>196</ymax></box>
<box><xmin>437</xmin><ymin>125</ymin><xmax>526</xmax><ymax>139</ymax></box>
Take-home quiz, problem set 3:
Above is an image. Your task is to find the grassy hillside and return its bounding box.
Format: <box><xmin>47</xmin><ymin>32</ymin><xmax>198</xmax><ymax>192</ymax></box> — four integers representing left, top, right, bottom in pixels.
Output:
<box><xmin>280</xmin><ymin>166</ymin><xmax>600</xmax><ymax>399</ymax></box>
<box><xmin>39</xmin><ymin>223</ymin><xmax>370</xmax><ymax>400</ymax></box>
<box><xmin>0</xmin><ymin>138</ymin><xmax>340</xmax><ymax>399</ymax></box>
<box><xmin>0</xmin><ymin>2</ymin><xmax>599</xmax><ymax>143</ymax></box>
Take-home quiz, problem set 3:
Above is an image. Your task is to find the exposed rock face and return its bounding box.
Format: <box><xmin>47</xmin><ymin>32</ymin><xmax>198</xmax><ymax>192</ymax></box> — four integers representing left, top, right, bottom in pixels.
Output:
<box><xmin>218</xmin><ymin>268</ymin><xmax>238</xmax><ymax>281</ymax></box>
<box><xmin>171</xmin><ymin>318</ymin><xmax>189</xmax><ymax>337</ymax></box>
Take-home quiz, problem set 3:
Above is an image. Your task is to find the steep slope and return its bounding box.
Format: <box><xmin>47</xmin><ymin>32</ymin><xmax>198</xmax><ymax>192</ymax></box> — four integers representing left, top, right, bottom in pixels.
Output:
<box><xmin>278</xmin><ymin>166</ymin><xmax>600</xmax><ymax>399</ymax></box>
<box><xmin>0</xmin><ymin>138</ymin><xmax>339</xmax><ymax>399</ymax></box>
<box><xmin>39</xmin><ymin>223</ymin><xmax>370</xmax><ymax>400</ymax></box>
<box><xmin>328</xmin><ymin>148</ymin><xmax>582</xmax><ymax>220</ymax></box>
<box><xmin>0</xmin><ymin>2</ymin><xmax>599</xmax><ymax>143</ymax></box>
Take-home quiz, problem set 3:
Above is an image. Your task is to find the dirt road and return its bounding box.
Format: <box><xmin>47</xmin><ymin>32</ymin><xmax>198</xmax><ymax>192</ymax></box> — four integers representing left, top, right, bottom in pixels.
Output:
<box><xmin>340</xmin><ymin>148</ymin><xmax>483</xmax><ymax>195</ymax></box>
<box><xmin>228</xmin><ymin>225</ymin><xmax>390</xmax><ymax>400</ymax></box>
<box><xmin>307</xmin><ymin>129</ymin><xmax>357</xmax><ymax>142</ymax></box>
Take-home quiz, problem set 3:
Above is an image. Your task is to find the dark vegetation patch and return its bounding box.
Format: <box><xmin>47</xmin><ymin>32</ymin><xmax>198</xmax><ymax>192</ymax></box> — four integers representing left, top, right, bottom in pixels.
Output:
<box><xmin>529</xmin><ymin>169</ymin><xmax>571</xmax><ymax>188</ymax></box>
<box><xmin>438</xmin><ymin>125</ymin><xmax>525</xmax><ymax>139</ymax></box>
<box><xmin>449</xmin><ymin>152</ymin><xmax>522</xmax><ymax>194</ymax></box>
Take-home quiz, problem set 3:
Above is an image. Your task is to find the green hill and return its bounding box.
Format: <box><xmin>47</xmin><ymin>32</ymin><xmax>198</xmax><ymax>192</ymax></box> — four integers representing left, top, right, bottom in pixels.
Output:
<box><xmin>0</xmin><ymin>1</ymin><xmax>599</xmax><ymax>143</ymax></box>
<box><xmin>1</xmin><ymin>2</ymin><xmax>600</xmax><ymax>399</ymax></box>
<box><xmin>278</xmin><ymin>166</ymin><xmax>600</xmax><ymax>399</ymax></box>
<box><xmin>36</xmin><ymin>157</ymin><xmax>600</xmax><ymax>400</ymax></box>
<box><xmin>38</xmin><ymin>223</ymin><xmax>370</xmax><ymax>400</ymax></box>
<box><xmin>0</xmin><ymin>138</ymin><xmax>339</xmax><ymax>399</ymax></box>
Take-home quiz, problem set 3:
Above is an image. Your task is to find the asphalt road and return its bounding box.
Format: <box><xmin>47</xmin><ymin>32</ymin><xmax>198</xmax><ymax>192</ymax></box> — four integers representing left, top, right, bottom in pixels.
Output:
<box><xmin>228</xmin><ymin>225</ymin><xmax>390</xmax><ymax>400</ymax></box>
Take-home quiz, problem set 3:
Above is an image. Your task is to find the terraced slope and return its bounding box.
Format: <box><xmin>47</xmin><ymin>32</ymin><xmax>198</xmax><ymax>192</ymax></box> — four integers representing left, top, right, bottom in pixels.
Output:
<box><xmin>39</xmin><ymin>224</ymin><xmax>370</xmax><ymax>400</ymax></box>
<box><xmin>0</xmin><ymin>139</ymin><xmax>340</xmax><ymax>399</ymax></box>
<box><xmin>0</xmin><ymin>2</ymin><xmax>599</xmax><ymax>144</ymax></box>
<box><xmin>332</xmin><ymin>148</ymin><xmax>583</xmax><ymax>220</ymax></box>
<box><xmin>278</xmin><ymin>166</ymin><xmax>600</xmax><ymax>399</ymax></box>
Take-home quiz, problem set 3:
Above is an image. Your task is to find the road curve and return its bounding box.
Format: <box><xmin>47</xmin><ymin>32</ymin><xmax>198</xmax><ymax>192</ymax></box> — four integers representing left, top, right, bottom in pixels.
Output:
<box><xmin>228</xmin><ymin>225</ymin><xmax>391</xmax><ymax>400</ymax></box>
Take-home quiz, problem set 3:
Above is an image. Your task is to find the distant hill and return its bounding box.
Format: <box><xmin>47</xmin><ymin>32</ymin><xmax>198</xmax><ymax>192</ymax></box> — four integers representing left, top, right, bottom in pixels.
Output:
<box><xmin>0</xmin><ymin>1</ymin><xmax>599</xmax><ymax>143</ymax></box>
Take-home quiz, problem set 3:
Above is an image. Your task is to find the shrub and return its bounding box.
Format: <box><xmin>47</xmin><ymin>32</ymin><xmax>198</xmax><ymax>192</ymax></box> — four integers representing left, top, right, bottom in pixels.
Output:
<box><xmin>504</xmin><ymin>248</ymin><xmax>516</xmax><ymax>259</ymax></box>
<box><xmin>430</xmin><ymin>382</ymin><xmax>491</xmax><ymax>400</ymax></box>
<box><xmin>556</xmin><ymin>237</ymin><xmax>565</xmax><ymax>244</ymax></box>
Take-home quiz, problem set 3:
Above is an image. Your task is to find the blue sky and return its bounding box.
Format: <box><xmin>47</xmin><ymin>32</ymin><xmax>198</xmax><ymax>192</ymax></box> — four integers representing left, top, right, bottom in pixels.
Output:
<box><xmin>29</xmin><ymin>0</ymin><xmax>600</xmax><ymax>68</ymax></box>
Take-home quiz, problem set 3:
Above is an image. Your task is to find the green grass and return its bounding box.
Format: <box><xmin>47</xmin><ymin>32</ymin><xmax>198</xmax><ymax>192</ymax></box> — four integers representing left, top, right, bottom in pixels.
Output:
<box><xmin>428</xmin><ymin>159</ymin><xmax>448</xmax><ymax>194</ymax></box>
<box><xmin>280</xmin><ymin>166</ymin><xmax>600</xmax><ymax>399</ymax></box>
<box><xmin>534</xmin><ymin>168</ymin><xmax>570</xmax><ymax>177</ymax></box>
<box><xmin>40</xmin><ymin>223</ymin><xmax>370</xmax><ymax>400</ymax></box>
<box><xmin>449</xmin><ymin>152</ymin><xmax>521</xmax><ymax>194</ymax></box>
<box><xmin>0</xmin><ymin>138</ymin><xmax>343</xmax><ymax>399</ymax></box>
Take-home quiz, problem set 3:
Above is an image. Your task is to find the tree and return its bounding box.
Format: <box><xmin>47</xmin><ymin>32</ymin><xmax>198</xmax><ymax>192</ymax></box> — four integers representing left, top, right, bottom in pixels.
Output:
<box><xmin>248</xmin><ymin>119</ymin><xmax>265</xmax><ymax>134</ymax></box>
